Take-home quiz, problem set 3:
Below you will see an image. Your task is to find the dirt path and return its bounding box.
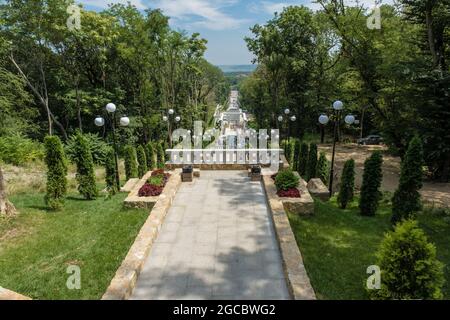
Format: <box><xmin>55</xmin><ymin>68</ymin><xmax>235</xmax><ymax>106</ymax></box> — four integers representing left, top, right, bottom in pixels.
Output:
<box><xmin>318</xmin><ymin>144</ymin><xmax>450</xmax><ymax>207</ymax></box>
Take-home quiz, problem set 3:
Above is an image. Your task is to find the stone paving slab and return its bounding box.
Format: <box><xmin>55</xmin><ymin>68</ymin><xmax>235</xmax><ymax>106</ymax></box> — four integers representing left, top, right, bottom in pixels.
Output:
<box><xmin>131</xmin><ymin>171</ymin><xmax>290</xmax><ymax>300</ymax></box>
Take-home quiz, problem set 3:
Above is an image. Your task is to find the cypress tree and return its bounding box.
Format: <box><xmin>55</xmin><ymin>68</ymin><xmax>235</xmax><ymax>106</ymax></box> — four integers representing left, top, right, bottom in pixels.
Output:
<box><xmin>157</xmin><ymin>142</ymin><xmax>165</xmax><ymax>169</ymax></box>
<box><xmin>298</xmin><ymin>143</ymin><xmax>309</xmax><ymax>177</ymax></box>
<box><xmin>105</xmin><ymin>148</ymin><xmax>118</xmax><ymax>195</ymax></box>
<box><xmin>44</xmin><ymin>135</ymin><xmax>68</xmax><ymax>210</ymax></box>
<box><xmin>337</xmin><ymin>159</ymin><xmax>355</xmax><ymax>209</ymax></box>
<box><xmin>124</xmin><ymin>145</ymin><xmax>138</xmax><ymax>180</ymax></box>
<box><xmin>391</xmin><ymin>136</ymin><xmax>424</xmax><ymax>224</ymax></box>
<box><xmin>145</xmin><ymin>142</ymin><xmax>157</xmax><ymax>170</ymax></box>
<box><xmin>359</xmin><ymin>151</ymin><xmax>383</xmax><ymax>216</ymax></box>
<box><xmin>73</xmin><ymin>132</ymin><xmax>98</xmax><ymax>200</ymax></box>
<box><xmin>316</xmin><ymin>152</ymin><xmax>329</xmax><ymax>185</ymax></box>
<box><xmin>306</xmin><ymin>143</ymin><xmax>318</xmax><ymax>181</ymax></box>
<box><xmin>293</xmin><ymin>140</ymin><xmax>301</xmax><ymax>171</ymax></box>
<box><xmin>137</xmin><ymin>145</ymin><xmax>148</xmax><ymax>178</ymax></box>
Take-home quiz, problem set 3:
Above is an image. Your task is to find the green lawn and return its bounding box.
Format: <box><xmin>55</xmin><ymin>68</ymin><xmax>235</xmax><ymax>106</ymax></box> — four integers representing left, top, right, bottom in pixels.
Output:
<box><xmin>0</xmin><ymin>191</ymin><xmax>148</xmax><ymax>300</ymax></box>
<box><xmin>288</xmin><ymin>196</ymin><xmax>450</xmax><ymax>300</ymax></box>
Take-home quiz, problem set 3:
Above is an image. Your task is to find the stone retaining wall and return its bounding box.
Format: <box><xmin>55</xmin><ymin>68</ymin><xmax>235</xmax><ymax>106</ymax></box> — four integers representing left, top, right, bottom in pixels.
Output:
<box><xmin>102</xmin><ymin>169</ymin><xmax>182</xmax><ymax>300</ymax></box>
<box><xmin>0</xmin><ymin>287</ymin><xmax>31</xmax><ymax>300</ymax></box>
<box><xmin>262</xmin><ymin>175</ymin><xmax>316</xmax><ymax>300</ymax></box>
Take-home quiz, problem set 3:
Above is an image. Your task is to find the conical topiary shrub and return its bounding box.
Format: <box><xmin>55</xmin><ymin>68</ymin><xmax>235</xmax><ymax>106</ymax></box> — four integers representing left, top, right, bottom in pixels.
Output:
<box><xmin>391</xmin><ymin>136</ymin><xmax>424</xmax><ymax>225</ymax></box>
<box><xmin>124</xmin><ymin>145</ymin><xmax>138</xmax><ymax>180</ymax></box>
<box><xmin>359</xmin><ymin>151</ymin><xmax>383</xmax><ymax>216</ymax></box>
<box><xmin>73</xmin><ymin>132</ymin><xmax>98</xmax><ymax>200</ymax></box>
<box><xmin>298</xmin><ymin>143</ymin><xmax>309</xmax><ymax>177</ymax></box>
<box><xmin>44</xmin><ymin>135</ymin><xmax>68</xmax><ymax>210</ymax></box>
<box><xmin>316</xmin><ymin>152</ymin><xmax>329</xmax><ymax>185</ymax></box>
<box><xmin>105</xmin><ymin>148</ymin><xmax>118</xmax><ymax>195</ymax></box>
<box><xmin>293</xmin><ymin>140</ymin><xmax>301</xmax><ymax>171</ymax></box>
<box><xmin>337</xmin><ymin>158</ymin><xmax>355</xmax><ymax>209</ymax></box>
<box><xmin>137</xmin><ymin>145</ymin><xmax>148</xmax><ymax>178</ymax></box>
<box><xmin>369</xmin><ymin>220</ymin><xmax>444</xmax><ymax>300</ymax></box>
<box><xmin>145</xmin><ymin>142</ymin><xmax>157</xmax><ymax>170</ymax></box>
<box><xmin>306</xmin><ymin>143</ymin><xmax>318</xmax><ymax>181</ymax></box>
<box><xmin>157</xmin><ymin>142</ymin><xmax>165</xmax><ymax>169</ymax></box>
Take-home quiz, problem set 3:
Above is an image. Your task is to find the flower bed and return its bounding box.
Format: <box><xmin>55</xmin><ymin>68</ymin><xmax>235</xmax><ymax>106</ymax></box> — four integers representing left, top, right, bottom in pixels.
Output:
<box><xmin>277</xmin><ymin>188</ymin><xmax>301</xmax><ymax>198</ymax></box>
<box><xmin>272</xmin><ymin>170</ymin><xmax>301</xmax><ymax>198</ymax></box>
<box><xmin>138</xmin><ymin>170</ymin><xmax>171</xmax><ymax>197</ymax></box>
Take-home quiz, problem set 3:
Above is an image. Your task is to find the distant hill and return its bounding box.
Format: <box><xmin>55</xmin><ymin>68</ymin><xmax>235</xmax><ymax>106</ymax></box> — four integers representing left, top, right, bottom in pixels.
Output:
<box><xmin>218</xmin><ymin>65</ymin><xmax>257</xmax><ymax>73</ymax></box>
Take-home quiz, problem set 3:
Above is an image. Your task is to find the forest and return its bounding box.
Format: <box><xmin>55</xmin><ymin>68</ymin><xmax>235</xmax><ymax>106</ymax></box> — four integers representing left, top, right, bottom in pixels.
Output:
<box><xmin>240</xmin><ymin>0</ymin><xmax>449</xmax><ymax>181</ymax></box>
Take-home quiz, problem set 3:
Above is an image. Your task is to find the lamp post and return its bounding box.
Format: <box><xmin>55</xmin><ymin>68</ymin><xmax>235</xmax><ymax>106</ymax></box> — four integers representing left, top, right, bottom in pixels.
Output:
<box><xmin>277</xmin><ymin>109</ymin><xmax>297</xmax><ymax>155</ymax></box>
<box><xmin>95</xmin><ymin>103</ymin><xmax>130</xmax><ymax>188</ymax></box>
<box><xmin>318</xmin><ymin>100</ymin><xmax>355</xmax><ymax>197</ymax></box>
<box><xmin>163</xmin><ymin>109</ymin><xmax>181</xmax><ymax>148</ymax></box>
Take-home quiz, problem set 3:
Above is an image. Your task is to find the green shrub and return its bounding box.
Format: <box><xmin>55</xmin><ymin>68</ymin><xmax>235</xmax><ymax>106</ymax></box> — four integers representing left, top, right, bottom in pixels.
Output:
<box><xmin>0</xmin><ymin>134</ymin><xmax>44</xmax><ymax>165</ymax></box>
<box><xmin>359</xmin><ymin>151</ymin><xmax>383</xmax><ymax>216</ymax></box>
<box><xmin>124</xmin><ymin>145</ymin><xmax>138</xmax><ymax>180</ymax></box>
<box><xmin>298</xmin><ymin>143</ymin><xmax>309</xmax><ymax>177</ymax></box>
<box><xmin>73</xmin><ymin>132</ymin><xmax>98</xmax><ymax>200</ymax></box>
<box><xmin>316</xmin><ymin>152</ymin><xmax>329</xmax><ymax>185</ymax></box>
<box><xmin>337</xmin><ymin>159</ymin><xmax>355</xmax><ymax>209</ymax></box>
<box><xmin>104</xmin><ymin>148</ymin><xmax>118</xmax><ymax>195</ymax></box>
<box><xmin>136</xmin><ymin>145</ymin><xmax>148</xmax><ymax>178</ymax></box>
<box><xmin>293</xmin><ymin>140</ymin><xmax>301</xmax><ymax>171</ymax></box>
<box><xmin>370</xmin><ymin>220</ymin><xmax>444</xmax><ymax>300</ymax></box>
<box><xmin>157</xmin><ymin>142</ymin><xmax>165</xmax><ymax>169</ymax></box>
<box><xmin>306</xmin><ymin>143</ymin><xmax>318</xmax><ymax>181</ymax></box>
<box><xmin>391</xmin><ymin>136</ymin><xmax>424</xmax><ymax>224</ymax></box>
<box><xmin>148</xmin><ymin>175</ymin><xmax>164</xmax><ymax>187</ymax></box>
<box><xmin>65</xmin><ymin>132</ymin><xmax>108</xmax><ymax>165</ymax></box>
<box><xmin>44</xmin><ymin>135</ymin><xmax>68</xmax><ymax>210</ymax></box>
<box><xmin>275</xmin><ymin>169</ymin><xmax>299</xmax><ymax>191</ymax></box>
<box><xmin>286</xmin><ymin>140</ymin><xmax>294</xmax><ymax>166</ymax></box>
<box><xmin>145</xmin><ymin>142</ymin><xmax>157</xmax><ymax>170</ymax></box>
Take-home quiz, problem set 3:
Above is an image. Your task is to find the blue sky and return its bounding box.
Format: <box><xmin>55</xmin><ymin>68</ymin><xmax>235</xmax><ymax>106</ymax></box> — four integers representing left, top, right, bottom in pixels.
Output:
<box><xmin>77</xmin><ymin>0</ymin><xmax>393</xmax><ymax>65</ymax></box>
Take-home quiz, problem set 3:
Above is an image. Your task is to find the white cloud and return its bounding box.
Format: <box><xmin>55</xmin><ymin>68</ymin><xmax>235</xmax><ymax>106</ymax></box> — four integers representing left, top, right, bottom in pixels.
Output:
<box><xmin>152</xmin><ymin>0</ymin><xmax>249</xmax><ymax>31</ymax></box>
<box><xmin>77</xmin><ymin>0</ymin><xmax>147</xmax><ymax>10</ymax></box>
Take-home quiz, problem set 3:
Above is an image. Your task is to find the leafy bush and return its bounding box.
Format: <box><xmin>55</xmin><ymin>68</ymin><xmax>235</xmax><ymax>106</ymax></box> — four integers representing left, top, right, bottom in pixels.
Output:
<box><xmin>44</xmin><ymin>135</ymin><xmax>68</xmax><ymax>210</ymax></box>
<box><xmin>145</xmin><ymin>142</ymin><xmax>157</xmax><ymax>169</ymax></box>
<box><xmin>306</xmin><ymin>143</ymin><xmax>318</xmax><ymax>181</ymax></box>
<box><xmin>124</xmin><ymin>145</ymin><xmax>138</xmax><ymax>180</ymax></box>
<box><xmin>359</xmin><ymin>151</ymin><xmax>383</xmax><ymax>216</ymax></box>
<box><xmin>72</xmin><ymin>132</ymin><xmax>98</xmax><ymax>200</ymax></box>
<box><xmin>136</xmin><ymin>145</ymin><xmax>148</xmax><ymax>178</ymax></box>
<box><xmin>370</xmin><ymin>220</ymin><xmax>444</xmax><ymax>300</ymax></box>
<box><xmin>298</xmin><ymin>143</ymin><xmax>309</xmax><ymax>177</ymax></box>
<box><xmin>104</xmin><ymin>148</ymin><xmax>118</xmax><ymax>196</ymax></box>
<box><xmin>0</xmin><ymin>134</ymin><xmax>44</xmax><ymax>165</ymax></box>
<box><xmin>147</xmin><ymin>175</ymin><xmax>163</xmax><ymax>187</ymax></box>
<box><xmin>65</xmin><ymin>133</ymin><xmax>109</xmax><ymax>165</ymax></box>
<box><xmin>316</xmin><ymin>152</ymin><xmax>329</xmax><ymax>185</ymax></box>
<box><xmin>337</xmin><ymin>159</ymin><xmax>355</xmax><ymax>209</ymax></box>
<box><xmin>391</xmin><ymin>136</ymin><xmax>424</xmax><ymax>224</ymax></box>
<box><xmin>275</xmin><ymin>169</ymin><xmax>299</xmax><ymax>191</ymax></box>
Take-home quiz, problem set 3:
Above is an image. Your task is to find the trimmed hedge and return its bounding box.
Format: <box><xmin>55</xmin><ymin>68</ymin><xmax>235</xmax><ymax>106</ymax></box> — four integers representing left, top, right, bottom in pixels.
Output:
<box><xmin>359</xmin><ymin>151</ymin><xmax>383</xmax><ymax>216</ymax></box>
<box><xmin>337</xmin><ymin>159</ymin><xmax>355</xmax><ymax>209</ymax></box>
<box><xmin>73</xmin><ymin>132</ymin><xmax>98</xmax><ymax>200</ymax></box>
<box><xmin>44</xmin><ymin>135</ymin><xmax>68</xmax><ymax>210</ymax></box>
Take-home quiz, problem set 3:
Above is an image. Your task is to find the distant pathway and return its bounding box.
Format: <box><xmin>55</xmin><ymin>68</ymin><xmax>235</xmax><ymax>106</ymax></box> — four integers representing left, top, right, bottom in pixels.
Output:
<box><xmin>132</xmin><ymin>171</ymin><xmax>289</xmax><ymax>300</ymax></box>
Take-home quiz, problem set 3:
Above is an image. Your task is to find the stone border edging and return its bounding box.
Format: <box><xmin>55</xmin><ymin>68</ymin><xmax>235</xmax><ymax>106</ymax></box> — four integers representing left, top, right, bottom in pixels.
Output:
<box><xmin>262</xmin><ymin>175</ymin><xmax>317</xmax><ymax>300</ymax></box>
<box><xmin>0</xmin><ymin>287</ymin><xmax>32</xmax><ymax>300</ymax></box>
<box><xmin>102</xmin><ymin>169</ymin><xmax>182</xmax><ymax>300</ymax></box>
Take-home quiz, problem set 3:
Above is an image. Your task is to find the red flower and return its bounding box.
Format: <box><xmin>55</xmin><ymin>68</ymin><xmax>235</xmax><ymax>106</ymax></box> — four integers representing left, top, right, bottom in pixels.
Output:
<box><xmin>277</xmin><ymin>188</ymin><xmax>301</xmax><ymax>198</ymax></box>
<box><xmin>138</xmin><ymin>183</ymin><xmax>164</xmax><ymax>197</ymax></box>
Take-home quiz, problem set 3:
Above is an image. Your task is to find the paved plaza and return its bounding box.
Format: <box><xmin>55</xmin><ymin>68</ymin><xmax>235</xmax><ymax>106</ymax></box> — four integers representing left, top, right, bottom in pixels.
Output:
<box><xmin>131</xmin><ymin>171</ymin><xmax>290</xmax><ymax>300</ymax></box>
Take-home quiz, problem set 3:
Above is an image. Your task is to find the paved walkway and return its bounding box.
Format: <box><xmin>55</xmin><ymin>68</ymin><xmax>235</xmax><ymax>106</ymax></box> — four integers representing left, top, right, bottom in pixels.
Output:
<box><xmin>131</xmin><ymin>171</ymin><xmax>290</xmax><ymax>300</ymax></box>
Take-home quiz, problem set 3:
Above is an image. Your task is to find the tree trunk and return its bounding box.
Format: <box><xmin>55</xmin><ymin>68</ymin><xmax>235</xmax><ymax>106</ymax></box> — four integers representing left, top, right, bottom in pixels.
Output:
<box><xmin>0</xmin><ymin>166</ymin><xmax>17</xmax><ymax>217</ymax></box>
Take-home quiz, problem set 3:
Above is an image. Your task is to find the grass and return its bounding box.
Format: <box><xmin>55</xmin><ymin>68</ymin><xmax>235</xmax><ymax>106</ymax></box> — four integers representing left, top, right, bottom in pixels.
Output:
<box><xmin>0</xmin><ymin>190</ymin><xmax>149</xmax><ymax>300</ymax></box>
<box><xmin>288</xmin><ymin>196</ymin><xmax>450</xmax><ymax>300</ymax></box>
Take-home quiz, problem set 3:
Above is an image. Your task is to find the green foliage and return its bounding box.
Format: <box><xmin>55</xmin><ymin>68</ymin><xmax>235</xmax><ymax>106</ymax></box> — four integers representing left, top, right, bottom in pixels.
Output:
<box><xmin>65</xmin><ymin>133</ymin><xmax>109</xmax><ymax>165</ymax></box>
<box><xmin>72</xmin><ymin>132</ymin><xmax>98</xmax><ymax>200</ymax></box>
<box><xmin>104</xmin><ymin>148</ymin><xmax>118</xmax><ymax>196</ymax></box>
<box><xmin>298</xmin><ymin>143</ymin><xmax>309</xmax><ymax>177</ymax></box>
<box><xmin>359</xmin><ymin>151</ymin><xmax>383</xmax><ymax>216</ymax></box>
<box><xmin>136</xmin><ymin>145</ymin><xmax>148</xmax><ymax>178</ymax></box>
<box><xmin>147</xmin><ymin>175</ymin><xmax>164</xmax><ymax>187</ymax></box>
<box><xmin>145</xmin><ymin>142</ymin><xmax>156</xmax><ymax>170</ymax></box>
<box><xmin>124</xmin><ymin>146</ymin><xmax>138</xmax><ymax>180</ymax></box>
<box><xmin>293</xmin><ymin>140</ymin><xmax>301</xmax><ymax>171</ymax></box>
<box><xmin>370</xmin><ymin>220</ymin><xmax>444</xmax><ymax>300</ymax></box>
<box><xmin>157</xmin><ymin>142</ymin><xmax>165</xmax><ymax>169</ymax></box>
<box><xmin>275</xmin><ymin>169</ymin><xmax>299</xmax><ymax>191</ymax></box>
<box><xmin>337</xmin><ymin>159</ymin><xmax>355</xmax><ymax>209</ymax></box>
<box><xmin>306</xmin><ymin>143</ymin><xmax>318</xmax><ymax>181</ymax></box>
<box><xmin>44</xmin><ymin>135</ymin><xmax>67</xmax><ymax>210</ymax></box>
<box><xmin>0</xmin><ymin>135</ymin><xmax>44</xmax><ymax>165</ymax></box>
<box><xmin>316</xmin><ymin>152</ymin><xmax>329</xmax><ymax>185</ymax></box>
<box><xmin>391</xmin><ymin>136</ymin><xmax>424</xmax><ymax>224</ymax></box>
